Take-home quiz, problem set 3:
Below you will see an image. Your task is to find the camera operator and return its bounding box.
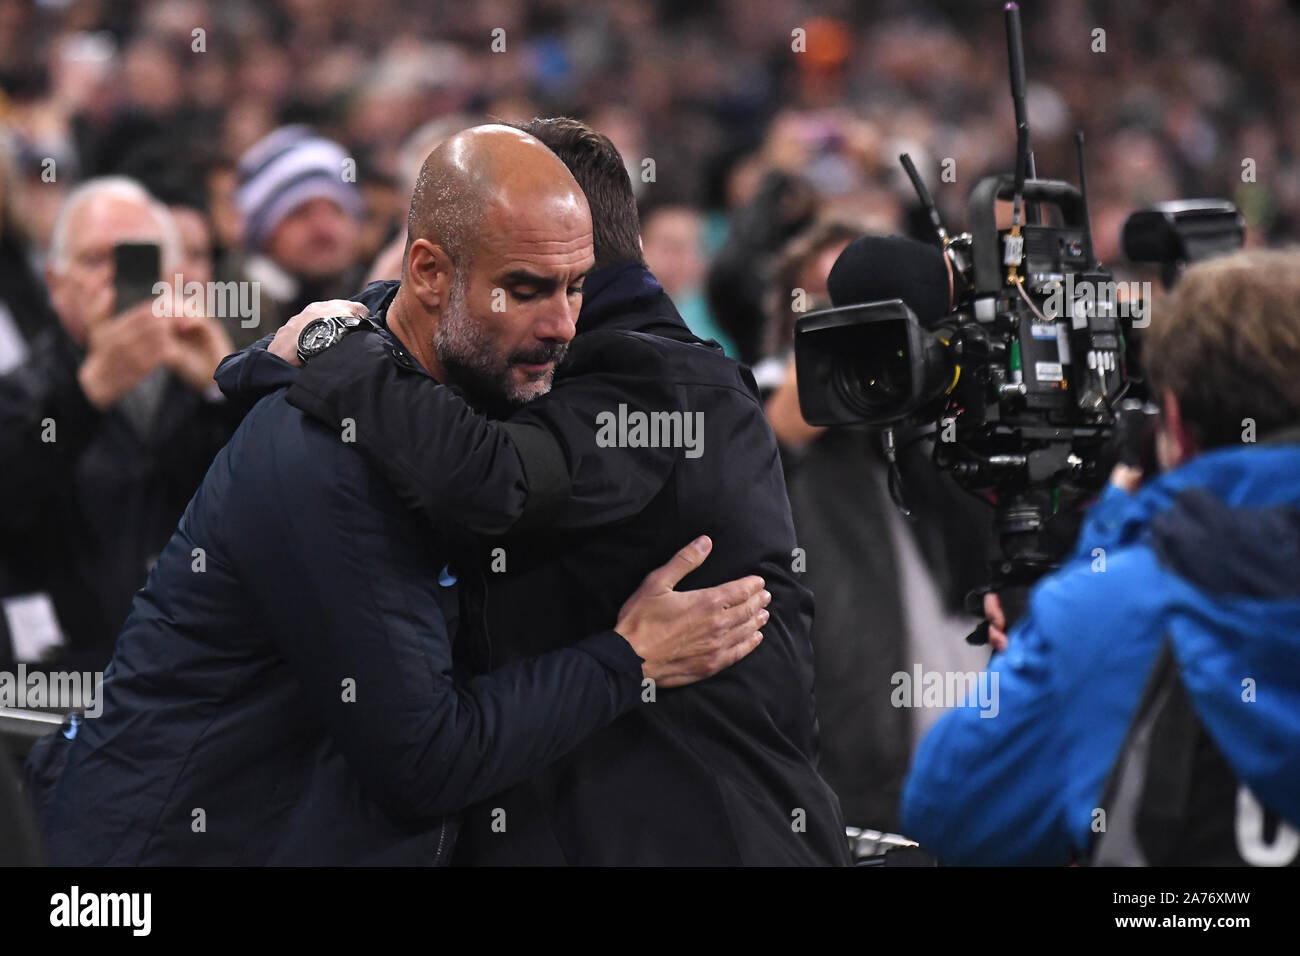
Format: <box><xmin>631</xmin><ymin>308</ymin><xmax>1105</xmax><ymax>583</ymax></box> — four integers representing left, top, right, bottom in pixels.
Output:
<box><xmin>902</xmin><ymin>248</ymin><xmax>1300</xmax><ymax>865</ymax></box>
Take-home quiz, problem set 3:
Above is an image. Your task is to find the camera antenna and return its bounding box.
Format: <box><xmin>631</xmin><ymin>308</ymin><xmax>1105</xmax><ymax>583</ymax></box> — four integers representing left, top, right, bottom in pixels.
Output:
<box><xmin>1004</xmin><ymin>2</ymin><xmax>1035</xmax><ymax>280</ymax></box>
<box><xmin>1075</xmin><ymin>130</ymin><xmax>1096</xmax><ymax>266</ymax></box>
<box><xmin>900</xmin><ymin>152</ymin><xmax>951</xmax><ymax>244</ymax></box>
<box><xmin>900</xmin><ymin>151</ymin><xmax>972</xmax><ymax>294</ymax></box>
<box><xmin>1005</xmin><ymin>3</ymin><xmax>1036</xmax><ymax>189</ymax></box>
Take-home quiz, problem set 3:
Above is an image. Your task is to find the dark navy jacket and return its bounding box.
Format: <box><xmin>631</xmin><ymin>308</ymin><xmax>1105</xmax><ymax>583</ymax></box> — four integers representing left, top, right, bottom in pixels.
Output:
<box><xmin>280</xmin><ymin>267</ymin><xmax>850</xmax><ymax>865</ymax></box>
<box><xmin>33</xmin><ymin>314</ymin><xmax>644</xmax><ymax>865</ymax></box>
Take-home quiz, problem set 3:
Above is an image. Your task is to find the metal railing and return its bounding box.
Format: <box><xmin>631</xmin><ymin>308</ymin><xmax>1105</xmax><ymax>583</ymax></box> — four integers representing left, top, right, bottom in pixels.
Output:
<box><xmin>0</xmin><ymin>706</ymin><xmax>64</xmax><ymax>759</ymax></box>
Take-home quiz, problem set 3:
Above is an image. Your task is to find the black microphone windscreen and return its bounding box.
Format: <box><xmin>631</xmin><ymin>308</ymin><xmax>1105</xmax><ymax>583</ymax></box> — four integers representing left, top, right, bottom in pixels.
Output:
<box><xmin>826</xmin><ymin>235</ymin><xmax>951</xmax><ymax>323</ymax></box>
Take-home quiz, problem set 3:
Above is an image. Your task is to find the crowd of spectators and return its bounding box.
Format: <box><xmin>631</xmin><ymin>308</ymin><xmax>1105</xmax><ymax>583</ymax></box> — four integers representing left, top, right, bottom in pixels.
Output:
<box><xmin>2</xmin><ymin>0</ymin><xmax>1296</xmax><ymax>333</ymax></box>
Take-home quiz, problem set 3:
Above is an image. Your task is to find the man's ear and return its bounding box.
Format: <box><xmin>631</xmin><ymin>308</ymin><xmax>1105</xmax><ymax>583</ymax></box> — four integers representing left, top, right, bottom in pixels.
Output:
<box><xmin>1160</xmin><ymin>389</ymin><xmax>1197</xmax><ymax>467</ymax></box>
<box><xmin>406</xmin><ymin>239</ymin><xmax>454</xmax><ymax>312</ymax></box>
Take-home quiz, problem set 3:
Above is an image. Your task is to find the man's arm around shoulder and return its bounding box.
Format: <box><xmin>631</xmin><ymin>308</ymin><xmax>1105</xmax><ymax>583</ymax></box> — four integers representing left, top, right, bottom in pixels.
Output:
<box><xmin>230</xmin><ymin>402</ymin><xmax>644</xmax><ymax>823</ymax></box>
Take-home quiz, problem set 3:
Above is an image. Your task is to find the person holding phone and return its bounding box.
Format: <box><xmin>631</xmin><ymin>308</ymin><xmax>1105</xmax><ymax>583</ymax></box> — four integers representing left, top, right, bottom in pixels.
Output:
<box><xmin>0</xmin><ymin>176</ymin><xmax>239</xmax><ymax>672</ymax></box>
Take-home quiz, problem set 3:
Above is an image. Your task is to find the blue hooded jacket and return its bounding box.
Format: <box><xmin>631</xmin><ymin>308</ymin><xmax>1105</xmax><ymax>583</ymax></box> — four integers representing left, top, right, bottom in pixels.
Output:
<box><xmin>901</xmin><ymin>437</ymin><xmax>1300</xmax><ymax>865</ymax></box>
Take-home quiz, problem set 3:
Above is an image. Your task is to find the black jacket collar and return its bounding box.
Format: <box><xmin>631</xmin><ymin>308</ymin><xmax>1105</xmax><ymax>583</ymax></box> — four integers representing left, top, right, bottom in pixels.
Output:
<box><xmin>576</xmin><ymin>262</ymin><xmax>697</xmax><ymax>343</ymax></box>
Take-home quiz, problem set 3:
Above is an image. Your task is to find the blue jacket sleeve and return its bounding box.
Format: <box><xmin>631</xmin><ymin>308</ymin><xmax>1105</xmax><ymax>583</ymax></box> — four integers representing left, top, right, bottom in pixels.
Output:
<box><xmin>224</xmin><ymin>399</ymin><xmax>646</xmax><ymax>825</ymax></box>
<box><xmin>900</xmin><ymin>527</ymin><xmax>1172</xmax><ymax>865</ymax></box>
<box><xmin>899</xmin><ymin>600</ymin><xmax>1074</xmax><ymax>865</ymax></box>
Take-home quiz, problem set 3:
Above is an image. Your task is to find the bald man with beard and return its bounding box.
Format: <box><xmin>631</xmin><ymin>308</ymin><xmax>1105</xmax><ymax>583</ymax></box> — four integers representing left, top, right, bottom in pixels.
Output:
<box><xmin>31</xmin><ymin>126</ymin><xmax>769</xmax><ymax>866</ymax></box>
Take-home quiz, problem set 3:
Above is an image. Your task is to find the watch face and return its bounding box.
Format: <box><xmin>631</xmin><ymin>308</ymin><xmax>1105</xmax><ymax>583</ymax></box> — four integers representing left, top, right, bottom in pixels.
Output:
<box><xmin>300</xmin><ymin>319</ymin><xmax>338</xmax><ymax>353</ymax></box>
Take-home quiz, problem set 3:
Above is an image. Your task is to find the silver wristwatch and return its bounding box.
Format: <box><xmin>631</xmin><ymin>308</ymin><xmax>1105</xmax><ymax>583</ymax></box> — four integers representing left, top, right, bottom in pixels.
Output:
<box><xmin>296</xmin><ymin>314</ymin><xmax>374</xmax><ymax>365</ymax></box>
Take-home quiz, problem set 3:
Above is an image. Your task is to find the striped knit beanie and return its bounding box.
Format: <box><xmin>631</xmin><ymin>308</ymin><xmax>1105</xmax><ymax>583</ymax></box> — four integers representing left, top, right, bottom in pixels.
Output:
<box><xmin>236</xmin><ymin>125</ymin><xmax>364</xmax><ymax>250</ymax></box>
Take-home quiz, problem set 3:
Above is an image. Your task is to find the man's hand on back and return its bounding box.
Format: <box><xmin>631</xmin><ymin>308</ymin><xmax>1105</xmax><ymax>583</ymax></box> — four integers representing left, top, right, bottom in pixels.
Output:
<box><xmin>615</xmin><ymin>536</ymin><xmax>770</xmax><ymax>689</ymax></box>
<box><xmin>269</xmin><ymin>299</ymin><xmax>369</xmax><ymax>366</ymax></box>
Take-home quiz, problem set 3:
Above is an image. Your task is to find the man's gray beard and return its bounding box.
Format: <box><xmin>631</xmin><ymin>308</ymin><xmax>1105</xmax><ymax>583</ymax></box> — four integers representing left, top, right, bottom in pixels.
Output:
<box><xmin>433</xmin><ymin>276</ymin><xmax>564</xmax><ymax>410</ymax></box>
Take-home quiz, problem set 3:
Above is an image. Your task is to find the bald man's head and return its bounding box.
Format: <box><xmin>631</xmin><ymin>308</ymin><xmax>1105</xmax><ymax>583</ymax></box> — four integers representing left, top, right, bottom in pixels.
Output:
<box><xmin>389</xmin><ymin>124</ymin><xmax>595</xmax><ymax>410</ymax></box>
<box><xmin>405</xmin><ymin>124</ymin><xmax>588</xmax><ymax>273</ymax></box>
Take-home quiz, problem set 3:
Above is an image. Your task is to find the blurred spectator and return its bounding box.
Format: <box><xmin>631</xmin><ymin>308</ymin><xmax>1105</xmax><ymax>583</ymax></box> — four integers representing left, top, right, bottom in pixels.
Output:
<box><xmin>229</xmin><ymin>125</ymin><xmax>364</xmax><ymax>348</ymax></box>
<box><xmin>0</xmin><ymin>177</ymin><xmax>238</xmax><ymax>671</ymax></box>
<box><xmin>0</xmin><ymin>131</ymin><xmax>59</xmax><ymax>375</ymax></box>
<box><xmin>639</xmin><ymin>200</ymin><xmax>737</xmax><ymax>355</ymax></box>
<box><xmin>204</xmin><ymin>159</ymin><xmax>242</xmax><ymax>277</ymax></box>
<box><xmin>168</xmin><ymin>197</ymin><xmax>215</xmax><ymax>288</ymax></box>
<box><xmin>761</xmin><ymin>218</ymin><xmax>994</xmax><ymax>831</ymax></box>
<box><xmin>707</xmin><ymin>168</ymin><xmax>820</xmax><ymax>365</ymax></box>
<box><xmin>353</xmin><ymin>155</ymin><xmax>403</xmax><ymax>271</ymax></box>
<box><xmin>116</xmin><ymin>140</ymin><xmax>217</xmax><ymax>287</ymax></box>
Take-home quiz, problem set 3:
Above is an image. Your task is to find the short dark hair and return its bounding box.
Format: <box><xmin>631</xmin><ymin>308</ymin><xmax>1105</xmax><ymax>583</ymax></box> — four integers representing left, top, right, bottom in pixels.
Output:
<box><xmin>512</xmin><ymin>117</ymin><xmax>644</xmax><ymax>271</ymax></box>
